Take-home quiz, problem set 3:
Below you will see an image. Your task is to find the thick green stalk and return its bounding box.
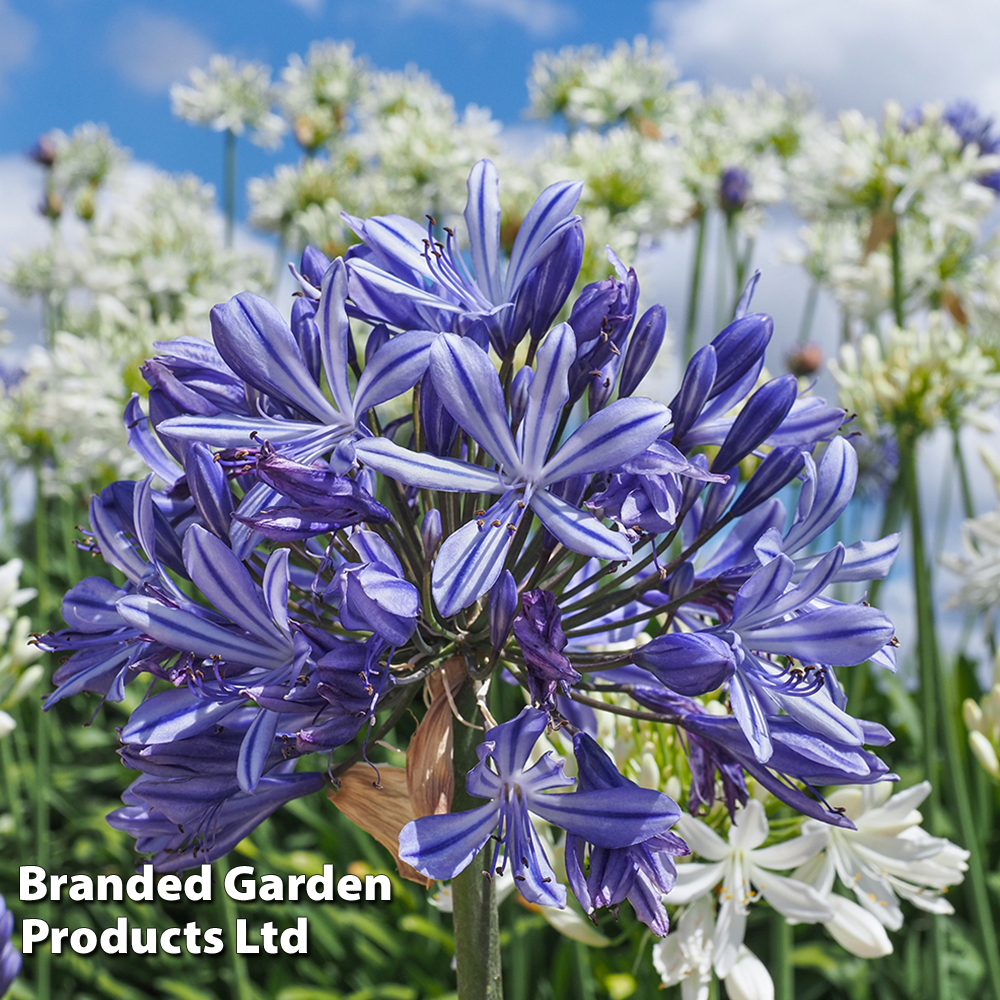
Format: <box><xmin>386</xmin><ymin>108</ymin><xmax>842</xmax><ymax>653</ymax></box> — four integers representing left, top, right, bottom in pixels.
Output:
<box><xmin>890</xmin><ymin>226</ymin><xmax>905</xmax><ymax>327</ymax></box>
<box><xmin>797</xmin><ymin>282</ymin><xmax>819</xmax><ymax>345</ymax></box>
<box><xmin>771</xmin><ymin>908</ymin><xmax>793</xmax><ymax>1000</ymax></box>
<box><xmin>451</xmin><ymin>683</ymin><xmax>503</xmax><ymax>1000</ymax></box>
<box><xmin>224</xmin><ymin>129</ymin><xmax>237</xmax><ymax>248</ymax></box>
<box><xmin>683</xmin><ymin>208</ymin><xmax>707</xmax><ymax>362</ymax></box>
<box><xmin>899</xmin><ymin>435</ymin><xmax>947</xmax><ymax>1000</ymax></box>
<box><xmin>218</xmin><ymin>858</ymin><xmax>255</xmax><ymax>1000</ymax></box>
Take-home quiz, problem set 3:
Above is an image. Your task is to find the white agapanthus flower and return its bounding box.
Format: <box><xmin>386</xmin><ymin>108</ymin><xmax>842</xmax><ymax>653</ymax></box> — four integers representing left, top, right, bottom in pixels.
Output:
<box><xmin>652</xmin><ymin>895</ymin><xmax>774</xmax><ymax>1000</ymax></box>
<box><xmin>800</xmin><ymin>782</ymin><xmax>968</xmax><ymax>931</ymax></box>
<box><xmin>829</xmin><ymin>312</ymin><xmax>1000</xmax><ymax>436</ymax></box>
<box><xmin>963</xmin><ymin>677</ymin><xmax>1000</xmax><ymax>780</ymax></box>
<box><xmin>0</xmin><ymin>558</ymin><xmax>43</xmax><ymax>739</ymax></box>
<box><xmin>280</xmin><ymin>40</ymin><xmax>368</xmax><ymax>152</ymax></box>
<box><xmin>171</xmin><ymin>55</ymin><xmax>286</xmax><ymax>149</ymax></box>
<box><xmin>664</xmin><ymin>799</ymin><xmax>832</xmax><ymax>975</ymax></box>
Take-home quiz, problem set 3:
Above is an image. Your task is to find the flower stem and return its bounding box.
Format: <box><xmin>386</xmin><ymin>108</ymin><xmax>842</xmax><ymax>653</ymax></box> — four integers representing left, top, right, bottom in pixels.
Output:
<box><xmin>771</xmin><ymin>908</ymin><xmax>793</xmax><ymax>1000</ymax></box>
<box><xmin>683</xmin><ymin>208</ymin><xmax>707</xmax><ymax>362</ymax></box>
<box><xmin>451</xmin><ymin>682</ymin><xmax>503</xmax><ymax>1000</ymax></box>
<box><xmin>890</xmin><ymin>226</ymin><xmax>905</xmax><ymax>327</ymax></box>
<box><xmin>224</xmin><ymin>129</ymin><xmax>237</xmax><ymax>248</ymax></box>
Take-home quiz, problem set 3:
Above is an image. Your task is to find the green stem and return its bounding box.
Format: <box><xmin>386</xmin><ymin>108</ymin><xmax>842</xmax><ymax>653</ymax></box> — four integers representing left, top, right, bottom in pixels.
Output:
<box><xmin>771</xmin><ymin>908</ymin><xmax>793</xmax><ymax>1000</ymax></box>
<box><xmin>890</xmin><ymin>226</ymin><xmax>905</xmax><ymax>327</ymax></box>
<box><xmin>952</xmin><ymin>426</ymin><xmax>976</xmax><ymax>521</ymax></box>
<box><xmin>683</xmin><ymin>208</ymin><xmax>708</xmax><ymax>362</ymax></box>
<box><xmin>35</xmin><ymin>697</ymin><xmax>51</xmax><ymax>1000</ymax></box>
<box><xmin>451</xmin><ymin>683</ymin><xmax>503</xmax><ymax>1000</ymax></box>
<box><xmin>224</xmin><ymin>129</ymin><xmax>237</xmax><ymax>248</ymax></box>
<box><xmin>899</xmin><ymin>435</ymin><xmax>947</xmax><ymax>1000</ymax></box>
<box><xmin>218</xmin><ymin>858</ymin><xmax>255</xmax><ymax>1000</ymax></box>
<box><xmin>798</xmin><ymin>282</ymin><xmax>819</xmax><ymax>345</ymax></box>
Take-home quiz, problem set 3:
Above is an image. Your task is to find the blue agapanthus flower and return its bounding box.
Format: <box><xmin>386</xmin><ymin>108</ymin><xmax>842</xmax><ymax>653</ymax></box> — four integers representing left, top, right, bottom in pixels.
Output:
<box><xmin>398</xmin><ymin>707</ymin><xmax>681</xmax><ymax>909</ymax></box>
<box><xmin>39</xmin><ymin>157</ymin><xmax>900</xmax><ymax>898</ymax></box>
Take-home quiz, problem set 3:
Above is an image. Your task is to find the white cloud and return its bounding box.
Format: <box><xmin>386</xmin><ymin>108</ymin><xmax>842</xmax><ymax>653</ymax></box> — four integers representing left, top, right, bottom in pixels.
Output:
<box><xmin>0</xmin><ymin>0</ymin><xmax>36</xmax><ymax>98</ymax></box>
<box><xmin>107</xmin><ymin>8</ymin><xmax>214</xmax><ymax>96</ymax></box>
<box><xmin>390</xmin><ymin>0</ymin><xmax>576</xmax><ymax>38</ymax></box>
<box><xmin>651</xmin><ymin>0</ymin><xmax>1000</xmax><ymax>119</ymax></box>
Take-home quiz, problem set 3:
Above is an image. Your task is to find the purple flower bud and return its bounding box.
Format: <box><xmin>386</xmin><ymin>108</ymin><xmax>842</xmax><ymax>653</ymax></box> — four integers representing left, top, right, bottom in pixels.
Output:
<box><xmin>730</xmin><ymin>446</ymin><xmax>805</xmax><ymax>517</ymax></box>
<box><xmin>587</xmin><ymin>360</ymin><xmax>618</xmax><ymax>412</ymax></box>
<box><xmin>719</xmin><ymin>166</ymin><xmax>751</xmax><ymax>214</ymax></box>
<box><xmin>184</xmin><ymin>442</ymin><xmax>235</xmax><ymax>540</ymax></box>
<box><xmin>421</xmin><ymin>508</ymin><xmax>442</xmax><ymax>556</ymax></box>
<box><xmin>290</xmin><ymin>297</ymin><xmax>322</xmax><ymax>382</ymax></box>
<box><xmin>711</xmin><ymin>374</ymin><xmax>798</xmax><ymax>473</ymax></box>
<box><xmin>670</xmin><ymin>345</ymin><xmax>718</xmax><ymax>445</ymax></box>
<box><xmin>510</xmin><ymin>366</ymin><xmax>533</xmax><ymax>428</ymax></box>
<box><xmin>300</xmin><ymin>246</ymin><xmax>332</xmax><ymax>288</ymax></box>
<box><xmin>708</xmin><ymin>313</ymin><xmax>773</xmax><ymax>402</ymax></box>
<box><xmin>420</xmin><ymin>369</ymin><xmax>459</xmax><ymax>457</ymax></box>
<box><xmin>366</xmin><ymin>323</ymin><xmax>391</xmax><ymax>365</ymax></box>
<box><xmin>618</xmin><ymin>304</ymin><xmax>667</xmax><ymax>397</ymax></box>
<box><xmin>512</xmin><ymin>589</ymin><xmax>580</xmax><ymax>709</ymax></box>
<box><xmin>0</xmin><ymin>895</ymin><xmax>22</xmax><ymax>998</ymax></box>
<box><xmin>508</xmin><ymin>223</ymin><xmax>584</xmax><ymax>348</ymax></box>
<box><xmin>633</xmin><ymin>631</ymin><xmax>737</xmax><ymax>696</ymax></box>
<box><xmin>489</xmin><ymin>570</ymin><xmax>518</xmax><ymax>651</ymax></box>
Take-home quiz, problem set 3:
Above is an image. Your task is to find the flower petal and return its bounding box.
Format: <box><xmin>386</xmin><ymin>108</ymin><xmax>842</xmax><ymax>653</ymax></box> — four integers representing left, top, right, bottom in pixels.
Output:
<box><xmin>398</xmin><ymin>801</ymin><xmax>501</xmax><ymax>881</ymax></box>
<box><xmin>531</xmin><ymin>490</ymin><xmax>632</xmax><ymax>561</ymax></box>
<box><xmin>356</xmin><ymin>437</ymin><xmax>503</xmax><ymax>493</ymax></box>
<box><xmin>464</xmin><ymin>159</ymin><xmax>503</xmax><ymax>305</ymax></box>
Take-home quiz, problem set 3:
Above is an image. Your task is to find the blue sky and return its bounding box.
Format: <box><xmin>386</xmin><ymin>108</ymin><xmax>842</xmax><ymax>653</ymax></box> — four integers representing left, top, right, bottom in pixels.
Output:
<box><xmin>4</xmin><ymin>0</ymin><xmax>1000</xmax><ymax>222</ymax></box>
<box><xmin>0</xmin><ymin>0</ymin><xmax>653</xmax><ymax>207</ymax></box>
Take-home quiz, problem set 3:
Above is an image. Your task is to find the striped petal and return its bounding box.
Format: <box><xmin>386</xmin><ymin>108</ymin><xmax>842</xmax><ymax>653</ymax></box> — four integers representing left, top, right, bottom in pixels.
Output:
<box><xmin>211</xmin><ymin>293</ymin><xmax>339</xmax><ymax>423</ymax></box>
<box><xmin>318</xmin><ymin>258</ymin><xmax>355</xmax><ymax>415</ymax></box>
<box><xmin>429</xmin><ymin>335</ymin><xmax>521</xmax><ymax>473</ymax></box>
<box><xmin>356</xmin><ymin>437</ymin><xmax>503</xmax><ymax>493</ymax></box>
<box><xmin>505</xmin><ymin>180</ymin><xmax>583</xmax><ymax>297</ymax></box>
<box><xmin>432</xmin><ymin>493</ymin><xmax>521</xmax><ymax>617</ymax></box>
<box><xmin>540</xmin><ymin>397</ymin><xmax>669</xmax><ymax>485</ymax></box>
<box><xmin>237</xmin><ymin>709</ymin><xmax>281</xmax><ymax>793</ymax></box>
<box><xmin>464</xmin><ymin>159</ymin><xmax>503</xmax><ymax>304</ymax></box>
<box><xmin>352</xmin><ymin>329</ymin><xmax>437</xmax><ymax>417</ymax></box>
<box><xmin>531</xmin><ymin>490</ymin><xmax>631</xmax><ymax>561</ymax></box>
<box><xmin>398</xmin><ymin>801</ymin><xmax>501</xmax><ymax>881</ymax></box>
<box><xmin>520</xmin><ymin>323</ymin><xmax>575</xmax><ymax>478</ymax></box>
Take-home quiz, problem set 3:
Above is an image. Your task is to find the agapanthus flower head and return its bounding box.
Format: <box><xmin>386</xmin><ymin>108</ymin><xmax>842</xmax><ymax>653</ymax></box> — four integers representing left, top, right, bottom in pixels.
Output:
<box><xmin>171</xmin><ymin>55</ymin><xmax>286</xmax><ymax>149</ymax></box>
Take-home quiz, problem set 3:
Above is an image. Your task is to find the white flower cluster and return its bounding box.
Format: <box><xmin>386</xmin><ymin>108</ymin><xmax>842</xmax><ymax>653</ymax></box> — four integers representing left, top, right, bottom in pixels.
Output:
<box><xmin>249</xmin><ymin>50</ymin><xmax>500</xmax><ymax>256</ymax></box>
<box><xmin>786</xmin><ymin>102</ymin><xmax>1000</xmax><ymax>327</ymax></box>
<box><xmin>0</xmin><ymin>558</ymin><xmax>43</xmax><ymax>739</ymax></box>
<box><xmin>829</xmin><ymin>312</ymin><xmax>1000</xmax><ymax>437</ymax></box>
<box><xmin>2</xmin><ymin>139</ymin><xmax>268</xmax><ymax>496</ymax></box>
<box><xmin>171</xmin><ymin>55</ymin><xmax>286</xmax><ymax>149</ymax></box>
<box><xmin>654</xmin><ymin>785</ymin><xmax>967</xmax><ymax>997</ymax></box>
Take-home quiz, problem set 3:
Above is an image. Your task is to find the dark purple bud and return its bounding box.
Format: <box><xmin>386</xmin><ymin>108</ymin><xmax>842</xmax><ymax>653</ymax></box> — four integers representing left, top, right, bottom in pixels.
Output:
<box><xmin>489</xmin><ymin>570</ymin><xmax>518</xmax><ymax>652</ymax></box>
<box><xmin>508</xmin><ymin>223</ymin><xmax>584</xmax><ymax>347</ymax></box>
<box><xmin>366</xmin><ymin>323</ymin><xmax>391</xmax><ymax>365</ymax></box>
<box><xmin>719</xmin><ymin>166</ymin><xmax>752</xmax><ymax>214</ymax></box>
<box><xmin>633</xmin><ymin>632</ymin><xmax>737</xmax><ymax>695</ymax></box>
<box><xmin>733</xmin><ymin>270</ymin><xmax>760</xmax><ymax>320</ymax></box>
<box><xmin>670</xmin><ymin>345</ymin><xmax>718</xmax><ymax>445</ymax></box>
<box><xmin>463</xmin><ymin>317</ymin><xmax>492</xmax><ymax>353</ymax></box>
<box><xmin>667</xmin><ymin>561</ymin><xmax>695</xmax><ymax>601</ymax></box>
<box><xmin>184</xmin><ymin>443</ymin><xmax>235</xmax><ymax>540</ymax></box>
<box><xmin>142</xmin><ymin>359</ymin><xmax>220</xmax><ymax>417</ymax></box>
<box><xmin>587</xmin><ymin>360</ymin><xmax>618</xmax><ymax>412</ymax></box>
<box><xmin>421</xmin><ymin>508</ymin><xmax>442</xmax><ymax>556</ymax></box>
<box><xmin>300</xmin><ymin>246</ymin><xmax>332</xmax><ymax>288</ymax></box>
<box><xmin>708</xmin><ymin>313</ymin><xmax>773</xmax><ymax>401</ymax></box>
<box><xmin>730</xmin><ymin>446</ymin><xmax>805</xmax><ymax>517</ymax></box>
<box><xmin>512</xmin><ymin>589</ymin><xmax>580</xmax><ymax>710</ymax></box>
<box><xmin>29</xmin><ymin>134</ymin><xmax>57</xmax><ymax>167</ymax></box>
<box><xmin>420</xmin><ymin>370</ymin><xmax>459</xmax><ymax>457</ymax></box>
<box><xmin>510</xmin><ymin>366</ymin><xmax>533</xmax><ymax>428</ymax></box>
<box><xmin>290</xmin><ymin>297</ymin><xmax>323</xmax><ymax>383</ymax></box>
<box><xmin>700</xmin><ymin>472</ymin><xmax>737</xmax><ymax>528</ymax></box>
<box><xmin>711</xmin><ymin>374</ymin><xmax>798</xmax><ymax>473</ymax></box>
<box><xmin>618</xmin><ymin>304</ymin><xmax>667</xmax><ymax>397</ymax></box>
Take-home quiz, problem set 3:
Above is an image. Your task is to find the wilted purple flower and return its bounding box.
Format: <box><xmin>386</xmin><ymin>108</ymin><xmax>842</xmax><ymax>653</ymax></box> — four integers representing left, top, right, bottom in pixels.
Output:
<box><xmin>512</xmin><ymin>589</ymin><xmax>579</xmax><ymax>709</ymax></box>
